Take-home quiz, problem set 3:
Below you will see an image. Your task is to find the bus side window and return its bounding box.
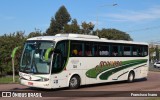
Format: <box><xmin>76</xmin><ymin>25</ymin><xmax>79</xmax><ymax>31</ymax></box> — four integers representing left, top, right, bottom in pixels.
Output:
<box><xmin>119</xmin><ymin>45</ymin><xmax>123</xmax><ymax>56</ymax></box>
<box><xmin>123</xmin><ymin>46</ymin><xmax>131</xmax><ymax>56</ymax></box>
<box><xmin>85</xmin><ymin>43</ymin><xmax>93</xmax><ymax>56</ymax></box>
<box><xmin>72</xmin><ymin>47</ymin><xmax>78</xmax><ymax>56</ymax></box>
<box><xmin>133</xmin><ymin>46</ymin><xmax>138</xmax><ymax>56</ymax></box>
<box><xmin>111</xmin><ymin>45</ymin><xmax>118</xmax><ymax>56</ymax></box>
<box><xmin>70</xmin><ymin>41</ymin><xmax>83</xmax><ymax>57</ymax></box>
<box><xmin>99</xmin><ymin>44</ymin><xmax>109</xmax><ymax>56</ymax></box>
<box><xmin>137</xmin><ymin>47</ymin><xmax>143</xmax><ymax>56</ymax></box>
<box><xmin>143</xmin><ymin>46</ymin><xmax>148</xmax><ymax>56</ymax></box>
<box><xmin>93</xmin><ymin>44</ymin><xmax>99</xmax><ymax>56</ymax></box>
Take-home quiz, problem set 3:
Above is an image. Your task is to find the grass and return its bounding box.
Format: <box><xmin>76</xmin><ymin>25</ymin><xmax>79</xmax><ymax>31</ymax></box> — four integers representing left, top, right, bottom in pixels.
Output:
<box><xmin>0</xmin><ymin>75</ymin><xmax>19</xmax><ymax>84</ymax></box>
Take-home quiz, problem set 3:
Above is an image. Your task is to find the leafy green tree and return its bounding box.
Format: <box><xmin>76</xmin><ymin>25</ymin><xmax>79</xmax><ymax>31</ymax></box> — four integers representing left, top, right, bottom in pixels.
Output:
<box><xmin>64</xmin><ymin>19</ymin><xmax>80</xmax><ymax>33</ymax></box>
<box><xmin>46</xmin><ymin>5</ymin><xmax>71</xmax><ymax>35</ymax></box>
<box><xmin>81</xmin><ymin>22</ymin><xmax>94</xmax><ymax>34</ymax></box>
<box><xmin>46</xmin><ymin>18</ymin><xmax>58</xmax><ymax>35</ymax></box>
<box><xmin>98</xmin><ymin>28</ymin><xmax>133</xmax><ymax>41</ymax></box>
<box><xmin>0</xmin><ymin>31</ymin><xmax>26</xmax><ymax>75</ymax></box>
<box><xmin>46</xmin><ymin>5</ymin><xmax>95</xmax><ymax>35</ymax></box>
<box><xmin>149</xmin><ymin>47</ymin><xmax>156</xmax><ymax>61</ymax></box>
<box><xmin>28</xmin><ymin>29</ymin><xmax>42</xmax><ymax>38</ymax></box>
<box><xmin>55</xmin><ymin>5</ymin><xmax>71</xmax><ymax>31</ymax></box>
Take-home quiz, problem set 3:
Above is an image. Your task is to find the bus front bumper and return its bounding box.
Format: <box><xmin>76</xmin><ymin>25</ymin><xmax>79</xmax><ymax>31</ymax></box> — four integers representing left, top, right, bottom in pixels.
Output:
<box><xmin>20</xmin><ymin>79</ymin><xmax>51</xmax><ymax>89</ymax></box>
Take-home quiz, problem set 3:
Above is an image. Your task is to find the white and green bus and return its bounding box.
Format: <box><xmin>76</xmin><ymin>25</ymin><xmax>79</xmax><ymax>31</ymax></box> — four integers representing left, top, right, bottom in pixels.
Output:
<box><xmin>19</xmin><ymin>33</ymin><xmax>149</xmax><ymax>89</ymax></box>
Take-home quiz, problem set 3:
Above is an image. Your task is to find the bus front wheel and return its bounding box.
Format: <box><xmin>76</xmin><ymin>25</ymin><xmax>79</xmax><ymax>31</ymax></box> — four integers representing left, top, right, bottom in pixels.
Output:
<box><xmin>69</xmin><ymin>75</ymin><xmax>80</xmax><ymax>89</ymax></box>
<box><xmin>127</xmin><ymin>71</ymin><xmax>135</xmax><ymax>83</ymax></box>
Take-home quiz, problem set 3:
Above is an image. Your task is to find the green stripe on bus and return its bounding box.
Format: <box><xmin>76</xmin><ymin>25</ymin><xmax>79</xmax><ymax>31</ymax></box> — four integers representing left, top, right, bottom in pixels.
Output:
<box><xmin>85</xmin><ymin>59</ymin><xmax>147</xmax><ymax>79</ymax></box>
<box><xmin>99</xmin><ymin>59</ymin><xmax>147</xmax><ymax>80</ymax></box>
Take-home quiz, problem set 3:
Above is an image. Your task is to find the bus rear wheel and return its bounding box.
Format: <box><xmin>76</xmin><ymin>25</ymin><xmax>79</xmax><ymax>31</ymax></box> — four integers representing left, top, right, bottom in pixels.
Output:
<box><xmin>69</xmin><ymin>75</ymin><xmax>80</xmax><ymax>89</ymax></box>
<box><xmin>127</xmin><ymin>71</ymin><xmax>135</xmax><ymax>83</ymax></box>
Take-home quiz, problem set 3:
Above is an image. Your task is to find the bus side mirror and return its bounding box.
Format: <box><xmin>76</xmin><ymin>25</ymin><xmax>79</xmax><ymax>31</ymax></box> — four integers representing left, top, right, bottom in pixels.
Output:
<box><xmin>44</xmin><ymin>48</ymin><xmax>54</xmax><ymax>61</ymax></box>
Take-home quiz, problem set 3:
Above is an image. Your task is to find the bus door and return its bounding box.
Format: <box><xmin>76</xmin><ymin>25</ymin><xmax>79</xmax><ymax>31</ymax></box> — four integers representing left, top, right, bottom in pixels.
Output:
<box><xmin>51</xmin><ymin>40</ymin><xmax>69</xmax><ymax>88</ymax></box>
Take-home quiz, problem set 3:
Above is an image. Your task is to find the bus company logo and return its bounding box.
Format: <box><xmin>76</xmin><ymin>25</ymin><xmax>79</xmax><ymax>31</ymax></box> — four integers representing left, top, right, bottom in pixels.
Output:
<box><xmin>2</xmin><ymin>92</ymin><xmax>11</xmax><ymax>97</ymax></box>
<box><xmin>95</xmin><ymin>61</ymin><xmax>122</xmax><ymax>72</ymax></box>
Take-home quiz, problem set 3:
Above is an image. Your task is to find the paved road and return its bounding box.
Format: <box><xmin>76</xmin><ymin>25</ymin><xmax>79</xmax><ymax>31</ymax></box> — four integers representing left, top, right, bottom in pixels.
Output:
<box><xmin>0</xmin><ymin>71</ymin><xmax>160</xmax><ymax>100</ymax></box>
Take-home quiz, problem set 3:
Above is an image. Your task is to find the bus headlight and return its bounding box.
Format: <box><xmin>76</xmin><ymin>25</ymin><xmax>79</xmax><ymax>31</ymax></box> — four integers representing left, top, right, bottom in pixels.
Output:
<box><xmin>41</xmin><ymin>78</ymin><xmax>49</xmax><ymax>82</ymax></box>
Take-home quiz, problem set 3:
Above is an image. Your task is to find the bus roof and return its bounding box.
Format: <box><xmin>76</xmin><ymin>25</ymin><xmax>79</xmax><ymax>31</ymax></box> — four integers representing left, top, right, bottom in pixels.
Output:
<box><xmin>27</xmin><ymin>33</ymin><xmax>148</xmax><ymax>45</ymax></box>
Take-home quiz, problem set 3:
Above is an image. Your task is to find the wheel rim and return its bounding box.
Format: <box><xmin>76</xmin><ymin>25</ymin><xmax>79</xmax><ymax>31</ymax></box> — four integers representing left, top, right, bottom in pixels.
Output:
<box><xmin>129</xmin><ymin>73</ymin><xmax>133</xmax><ymax>81</ymax></box>
<box><xmin>70</xmin><ymin>77</ymin><xmax>78</xmax><ymax>87</ymax></box>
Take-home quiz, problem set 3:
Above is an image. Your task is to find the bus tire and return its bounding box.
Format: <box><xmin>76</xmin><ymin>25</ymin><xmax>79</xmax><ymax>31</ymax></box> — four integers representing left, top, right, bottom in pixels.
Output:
<box><xmin>69</xmin><ymin>75</ymin><xmax>80</xmax><ymax>89</ymax></box>
<box><xmin>127</xmin><ymin>71</ymin><xmax>135</xmax><ymax>83</ymax></box>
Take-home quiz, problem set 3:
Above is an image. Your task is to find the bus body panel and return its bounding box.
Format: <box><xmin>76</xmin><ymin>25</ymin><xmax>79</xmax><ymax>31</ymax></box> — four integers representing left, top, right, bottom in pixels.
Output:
<box><xmin>65</xmin><ymin>56</ymin><xmax>148</xmax><ymax>85</ymax></box>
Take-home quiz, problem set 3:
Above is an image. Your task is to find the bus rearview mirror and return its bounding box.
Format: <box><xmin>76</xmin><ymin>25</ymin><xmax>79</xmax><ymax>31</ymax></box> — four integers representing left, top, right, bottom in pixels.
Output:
<box><xmin>44</xmin><ymin>48</ymin><xmax>54</xmax><ymax>61</ymax></box>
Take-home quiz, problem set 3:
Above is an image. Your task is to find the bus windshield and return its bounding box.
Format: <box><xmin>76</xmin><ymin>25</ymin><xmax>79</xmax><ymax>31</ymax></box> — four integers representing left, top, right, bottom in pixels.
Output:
<box><xmin>20</xmin><ymin>41</ymin><xmax>55</xmax><ymax>74</ymax></box>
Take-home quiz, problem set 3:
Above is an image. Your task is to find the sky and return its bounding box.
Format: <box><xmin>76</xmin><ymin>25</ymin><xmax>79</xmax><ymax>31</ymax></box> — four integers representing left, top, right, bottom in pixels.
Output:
<box><xmin>0</xmin><ymin>0</ymin><xmax>160</xmax><ymax>42</ymax></box>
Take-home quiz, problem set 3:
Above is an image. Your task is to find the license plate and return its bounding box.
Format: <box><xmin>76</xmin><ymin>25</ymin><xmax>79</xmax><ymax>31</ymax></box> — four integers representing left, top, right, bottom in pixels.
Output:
<box><xmin>28</xmin><ymin>82</ymin><xmax>33</xmax><ymax>85</ymax></box>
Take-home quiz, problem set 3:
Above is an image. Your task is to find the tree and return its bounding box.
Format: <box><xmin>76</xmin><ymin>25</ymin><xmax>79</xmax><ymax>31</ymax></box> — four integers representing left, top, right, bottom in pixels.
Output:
<box><xmin>0</xmin><ymin>31</ymin><xmax>26</xmax><ymax>75</ymax></box>
<box><xmin>64</xmin><ymin>19</ymin><xmax>80</xmax><ymax>33</ymax></box>
<box><xmin>98</xmin><ymin>28</ymin><xmax>133</xmax><ymax>41</ymax></box>
<box><xmin>46</xmin><ymin>5</ymin><xmax>71</xmax><ymax>35</ymax></box>
<box><xmin>149</xmin><ymin>47</ymin><xmax>156</xmax><ymax>61</ymax></box>
<box><xmin>81</xmin><ymin>22</ymin><xmax>94</xmax><ymax>34</ymax></box>
<box><xmin>28</xmin><ymin>29</ymin><xmax>42</xmax><ymax>38</ymax></box>
<box><xmin>46</xmin><ymin>18</ymin><xmax>59</xmax><ymax>35</ymax></box>
<box><xmin>46</xmin><ymin>5</ymin><xmax>96</xmax><ymax>35</ymax></box>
